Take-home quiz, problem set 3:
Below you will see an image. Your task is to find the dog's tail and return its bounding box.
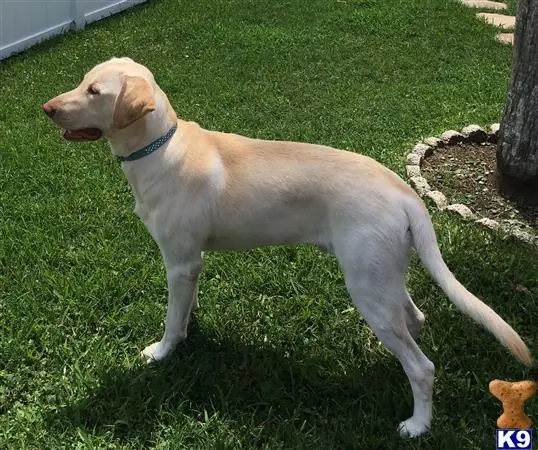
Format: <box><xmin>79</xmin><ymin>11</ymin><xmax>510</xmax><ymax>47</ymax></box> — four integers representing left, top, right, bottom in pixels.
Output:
<box><xmin>404</xmin><ymin>195</ymin><xmax>533</xmax><ymax>367</ymax></box>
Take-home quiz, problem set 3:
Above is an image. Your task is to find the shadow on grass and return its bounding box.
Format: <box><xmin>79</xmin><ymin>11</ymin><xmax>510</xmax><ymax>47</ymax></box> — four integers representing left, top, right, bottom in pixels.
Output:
<box><xmin>45</xmin><ymin>319</ymin><xmax>413</xmax><ymax>448</ymax></box>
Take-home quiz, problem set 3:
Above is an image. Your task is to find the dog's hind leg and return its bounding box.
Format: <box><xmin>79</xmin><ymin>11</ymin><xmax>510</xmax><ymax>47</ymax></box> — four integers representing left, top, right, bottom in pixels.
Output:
<box><xmin>404</xmin><ymin>290</ymin><xmax>425</xmax><ymax>340</ymax></box>
<box><xmin>336</xmin><ymin>239</ymin><xmax>434</xmax><ymax>438</ymax></box>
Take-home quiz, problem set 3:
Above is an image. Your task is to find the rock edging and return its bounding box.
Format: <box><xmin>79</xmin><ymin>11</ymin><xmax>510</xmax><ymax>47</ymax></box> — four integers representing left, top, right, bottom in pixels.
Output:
<box><xmin>404</xmin><ymin>124</ymin><xmax>537</xmax><ymax>246</ymax></box>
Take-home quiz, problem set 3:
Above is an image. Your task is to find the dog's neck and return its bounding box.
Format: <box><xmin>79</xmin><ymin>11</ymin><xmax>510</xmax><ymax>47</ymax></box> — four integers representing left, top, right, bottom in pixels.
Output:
<box><xmin>107</xmin><ymin>88</ymin><xmax>178</xmax><ymax>160</ymax></box>
<box><xmin>108</xmin><ymin>89</ymin><xmax>180</xmax><ymax>216</ymax></box>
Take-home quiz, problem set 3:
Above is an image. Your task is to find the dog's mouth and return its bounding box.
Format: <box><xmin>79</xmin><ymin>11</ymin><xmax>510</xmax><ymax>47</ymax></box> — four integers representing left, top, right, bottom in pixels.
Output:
<box><xmin>62</xmin><ymin>128</ymin><xmax>103</xmax><ymax>141</ymax></box>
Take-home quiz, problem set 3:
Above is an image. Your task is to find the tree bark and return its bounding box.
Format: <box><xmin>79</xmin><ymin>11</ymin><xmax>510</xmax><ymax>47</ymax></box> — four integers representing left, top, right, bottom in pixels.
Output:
<box><xmin>497</xmin><ymin>0</ymin><xmax>538</xmax><ymax>183</ymax></box>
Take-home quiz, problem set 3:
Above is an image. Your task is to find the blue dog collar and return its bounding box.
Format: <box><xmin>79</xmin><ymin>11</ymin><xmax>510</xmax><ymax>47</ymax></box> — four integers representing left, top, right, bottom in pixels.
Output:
<box><xmin>117</xmin><ymin>125</ymin><xmax>177</xmax><ymax>162</ymax></box>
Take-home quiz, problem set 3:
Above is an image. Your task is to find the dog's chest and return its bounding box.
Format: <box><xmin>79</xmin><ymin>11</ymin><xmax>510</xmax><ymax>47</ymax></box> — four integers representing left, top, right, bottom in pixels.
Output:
<box><xmin>128</xmin><ymin>176</ymin><xmax>156</xmax><ymax>224</ymax></box>
<box><xmin>134</xmin><ymin>200</ymin><xmax>149</xmax><ymax>222</ymax></box>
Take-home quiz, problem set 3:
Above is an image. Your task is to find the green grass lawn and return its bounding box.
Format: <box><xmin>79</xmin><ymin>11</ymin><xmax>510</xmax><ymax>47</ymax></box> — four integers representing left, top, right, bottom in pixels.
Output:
<box><xmin>506</xmin><ymin>0</ymin><xmax>517</xmax><ymax>15</ymax></box>
<box><xmin>0</xmin><ymin>0</ymin><xmax>536</xmax><ymax>448</ymax></box>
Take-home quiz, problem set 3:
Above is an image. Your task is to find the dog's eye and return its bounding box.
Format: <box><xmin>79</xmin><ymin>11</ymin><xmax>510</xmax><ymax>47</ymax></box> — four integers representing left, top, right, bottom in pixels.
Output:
<box><xmin>87</xmin><ymin>85</ymin><xmax>100</xmax><ymax>95</ymax></box>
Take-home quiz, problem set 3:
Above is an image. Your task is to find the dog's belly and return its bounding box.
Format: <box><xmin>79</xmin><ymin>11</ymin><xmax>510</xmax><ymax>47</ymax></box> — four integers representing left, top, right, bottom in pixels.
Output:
<box><xmin>204</xmin><ymin>212</ymin><xmax>326</xmax><ymax>251</ymax></box>
<box><xmin>204</xmin><ymin>232</ymin><xmax>312</xmax><ymax>251</ymax></box>
<box><xmin>203</xmin><ymin>192</ymin><xmax>330</xmax><ymax>251</ymax></box>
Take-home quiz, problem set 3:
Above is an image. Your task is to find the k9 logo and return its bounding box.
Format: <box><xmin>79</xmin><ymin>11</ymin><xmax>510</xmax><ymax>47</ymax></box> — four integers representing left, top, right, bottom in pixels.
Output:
<box><xmin>496</xmin><ymin>429</ymin><xmax>532</xmax><ymax>450</ymax></box>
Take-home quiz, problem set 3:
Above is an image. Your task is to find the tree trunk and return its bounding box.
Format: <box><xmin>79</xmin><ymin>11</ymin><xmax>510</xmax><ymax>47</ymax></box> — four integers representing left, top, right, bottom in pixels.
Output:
<box><xmin>497</xmin><ymin>0</ymin><xmax>538</xmax><ymax>183</ymax></box>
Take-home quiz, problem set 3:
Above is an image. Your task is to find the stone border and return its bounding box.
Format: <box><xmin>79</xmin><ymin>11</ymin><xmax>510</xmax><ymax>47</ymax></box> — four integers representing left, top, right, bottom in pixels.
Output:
<box><xmin>458</xmin><ymin>0</ymin><xmax>515</xmax><ymax>45</ymax></box>
<box><xmin>405</xmin><ymin>124</ymin><xmax>537</xmax><ymax>246</ymax></box>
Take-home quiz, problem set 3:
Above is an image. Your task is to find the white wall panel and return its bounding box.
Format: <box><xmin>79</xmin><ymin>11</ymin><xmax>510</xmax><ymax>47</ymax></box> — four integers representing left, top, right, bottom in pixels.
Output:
<box><xmin>0</xmin><ymin>0</ymin><xmax>147</xmax><ymax>60</ymax></box>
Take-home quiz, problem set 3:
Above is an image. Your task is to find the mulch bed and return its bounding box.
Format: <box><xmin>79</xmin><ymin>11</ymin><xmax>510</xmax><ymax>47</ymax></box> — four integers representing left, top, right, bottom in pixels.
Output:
<box><xmin>421</xmin><ymin>141</ymin><xmax>538</xmax><ymax>232</ymax></box>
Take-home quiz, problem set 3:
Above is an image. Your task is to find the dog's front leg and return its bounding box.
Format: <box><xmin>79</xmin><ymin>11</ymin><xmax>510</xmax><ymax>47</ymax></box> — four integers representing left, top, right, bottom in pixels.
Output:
<box><xmin>141</xmin><ymin>255</ymin><xmax>202</xmax><ymax>363</ymax></box>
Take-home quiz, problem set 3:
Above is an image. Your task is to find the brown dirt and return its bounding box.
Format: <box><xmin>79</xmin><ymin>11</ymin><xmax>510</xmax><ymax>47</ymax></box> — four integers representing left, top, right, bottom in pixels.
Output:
<box><xmin>421</xmin><ymin>141</ymin><xmax>538</xmax><ymax>232</ymax></box>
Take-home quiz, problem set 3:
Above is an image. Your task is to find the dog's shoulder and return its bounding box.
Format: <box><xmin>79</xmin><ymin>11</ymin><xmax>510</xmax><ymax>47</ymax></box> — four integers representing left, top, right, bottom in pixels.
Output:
<box><xmin>176</xmin><ymin>121</ymin><xmax>226</xmax><ymax>188</ymax></box>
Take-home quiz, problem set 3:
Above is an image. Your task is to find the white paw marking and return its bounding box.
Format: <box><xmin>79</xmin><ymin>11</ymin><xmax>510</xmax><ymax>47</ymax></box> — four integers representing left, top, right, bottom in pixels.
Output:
<box><xmin>140</xmin><ymin>341</ymin><xmax>173</xmax><ymax>364</ymax></box>
<box><xmin>397</xmin><ymin>417</ymin><xmax>429</xmax><ymax>438</ymax></box>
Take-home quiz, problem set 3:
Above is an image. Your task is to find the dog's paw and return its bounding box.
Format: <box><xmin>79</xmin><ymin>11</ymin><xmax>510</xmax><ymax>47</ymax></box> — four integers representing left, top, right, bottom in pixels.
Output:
<box><xmin>140</xmin><ymin>341</ymin><xmax>173</xmax><ymax>364</ymax></box>
<box><xmin>397</xmin><ymin>418</ymin><xmax>429</xmax><ymax>438</ymax></box>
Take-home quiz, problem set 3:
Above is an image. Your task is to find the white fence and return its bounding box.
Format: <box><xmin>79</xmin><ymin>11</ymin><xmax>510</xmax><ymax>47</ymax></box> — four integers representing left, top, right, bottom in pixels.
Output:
<box><xmin>0</xmin><ymin>0</ymin><xmax>148</xmax><ymax>60</ymax></box>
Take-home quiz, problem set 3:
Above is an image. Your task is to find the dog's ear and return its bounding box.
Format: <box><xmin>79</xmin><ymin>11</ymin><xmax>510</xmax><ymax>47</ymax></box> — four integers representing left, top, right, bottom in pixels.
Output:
<box><xmin>113</xmin><ymin>76</ymin><xmax>156</xmax><ymax>129</ymax></box>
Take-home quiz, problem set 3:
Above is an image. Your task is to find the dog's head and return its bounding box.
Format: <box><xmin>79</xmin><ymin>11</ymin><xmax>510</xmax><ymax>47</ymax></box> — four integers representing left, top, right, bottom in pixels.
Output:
<box><xmin>42</xmin><ymin>57</ymin><xmax>157</xmax><ymax>141</ymax></box>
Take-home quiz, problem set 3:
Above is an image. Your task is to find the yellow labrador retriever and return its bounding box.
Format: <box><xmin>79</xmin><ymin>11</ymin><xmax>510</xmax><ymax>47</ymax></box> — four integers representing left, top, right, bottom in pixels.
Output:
<box><xmin>43</xmin><ymin>57</ymin><xmax>532</xmax><ymax>438</ymax></box>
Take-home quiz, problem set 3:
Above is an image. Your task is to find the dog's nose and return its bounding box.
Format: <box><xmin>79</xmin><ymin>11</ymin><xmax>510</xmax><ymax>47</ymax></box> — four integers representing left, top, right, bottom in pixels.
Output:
<box><xmin>42</xmin><ymin>102</ymin><xmax>56</xmax><ymax>118</ymax></box>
